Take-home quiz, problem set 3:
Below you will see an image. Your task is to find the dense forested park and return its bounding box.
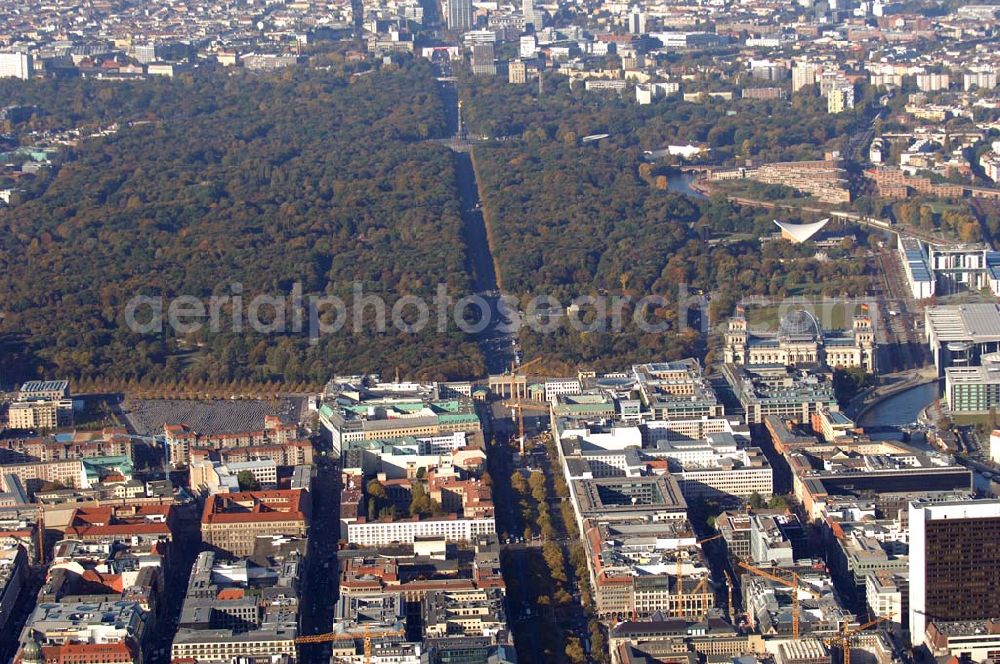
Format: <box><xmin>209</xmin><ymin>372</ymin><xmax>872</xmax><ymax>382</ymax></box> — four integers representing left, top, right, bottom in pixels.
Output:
<box><xmin>0</xmin><ymin>61</ymin><xmax>486</xmax><ymax>384</ymax></box>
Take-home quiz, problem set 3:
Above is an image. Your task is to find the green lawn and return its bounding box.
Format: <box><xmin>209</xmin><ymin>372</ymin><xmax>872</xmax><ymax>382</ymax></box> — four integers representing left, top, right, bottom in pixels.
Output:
<box><xmin>745</xmin><ymin>303</ymin><xmax>855</xmax><ymax>331</ymax></box>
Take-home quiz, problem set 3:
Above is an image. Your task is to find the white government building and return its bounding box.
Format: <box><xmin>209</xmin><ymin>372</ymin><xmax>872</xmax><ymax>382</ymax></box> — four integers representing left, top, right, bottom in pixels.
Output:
<box><xmin>724</xmin><ymin>309</ymin><xmax>876</xmax><ymax>374</ymax></box>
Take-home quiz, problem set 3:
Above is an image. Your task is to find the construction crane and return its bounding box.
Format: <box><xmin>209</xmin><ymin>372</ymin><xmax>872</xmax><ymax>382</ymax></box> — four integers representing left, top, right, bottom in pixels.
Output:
<box><xmin>495</xmin><ymin>355</ymin><xmax>547</xmax><ymax>455</ymax></box>
<box><xmin>824</xmin><ymin>616</ymin><xmax>889</xmax><ymax>664</ymax></box>
<box><xmin>674</xmin><ymin>534</ymin><xmax>723</xmax><ymax>618</ymax></box>
<box><xmin>515</xmin><ymin>398</ymin><xmax>526</xmax><ymax>456</ymax></box>
<box><xmin>737</xmin><ymin>561</ymin><xmax>822</xmax><ymax>639</ymax></box>
<box><xmin>295</xmin><ymin>627</ymin><xmax>404</xmax><ymax>664</ymax></box>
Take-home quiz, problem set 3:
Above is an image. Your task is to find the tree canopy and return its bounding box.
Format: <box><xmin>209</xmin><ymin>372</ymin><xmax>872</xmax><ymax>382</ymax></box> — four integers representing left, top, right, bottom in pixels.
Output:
<box><xmin>0</xmin><ymin>61</ymin><xmax>486</xmax><ymax>385</ymax></box>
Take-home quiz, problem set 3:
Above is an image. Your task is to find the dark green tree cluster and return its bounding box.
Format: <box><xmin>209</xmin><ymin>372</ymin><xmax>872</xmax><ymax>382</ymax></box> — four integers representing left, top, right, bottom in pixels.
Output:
<box><xmin>461</xmin><ymin>72</ymin><xmax>862</xmax><ymax>162</ymax></box>
<box><xmin>461</xmin><ymin>74</ymin><xmax>874</xmax><ymax>370</ymax></box>
<box><xmin>236</xmin><ymin>469</ymin><xmax>261</xmax><ymax>492</ymax></box>
<box><xmin>470</xmin><ymin>148</ymin><xmax>870</xmax><ymax>370</ymax></box>
<box><xmin>408</xmin><ymin>480</ymin><xmax>443</xmax><ymax>517</ymax></box>
<box><xmin>894</xmin><ymin>199</ymin><xmax>982</xmax><ymax>242</ymax></box>
<box><xmin>0</xmin><ymin>61</ymin><xmax>487</xmax><ymax>385</ymax></box>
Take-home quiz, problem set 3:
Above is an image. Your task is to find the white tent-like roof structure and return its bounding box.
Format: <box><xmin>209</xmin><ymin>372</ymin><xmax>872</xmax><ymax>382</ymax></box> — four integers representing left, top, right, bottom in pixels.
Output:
<box><xmin>773</xmin><ymin>218</ymin><xmax>830</xmax><ymax>244</ymax></box>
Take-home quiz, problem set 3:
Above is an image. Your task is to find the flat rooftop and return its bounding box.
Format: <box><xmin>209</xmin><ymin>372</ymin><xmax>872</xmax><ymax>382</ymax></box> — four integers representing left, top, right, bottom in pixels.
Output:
<box><xmin>926</xmin><ymin>303</ymin><xmax>1000</xmax><ymax>344</ymax></box>
<box><xmin>573</xmin><ymin>476</ymin><xmax>687</xmax><ymax>517</ymax></box>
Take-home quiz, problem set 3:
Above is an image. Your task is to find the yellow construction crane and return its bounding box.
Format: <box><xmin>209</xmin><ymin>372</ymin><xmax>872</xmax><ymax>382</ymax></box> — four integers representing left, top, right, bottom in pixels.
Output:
<box><xmin>824</xmin><ymin>617</ymin><xmax>889</xmax><ymax>664</ymax></box>
<box><xmin>295</xmin><ymin>627</ymin><xmax>404</xmax><ymax>664</ymax></box>
<box><xmin>493</xmin><ymin>355</ymin><xmax>547</xmax><ymax>455</ymax></box>
<box><xmin>674</xmin><ymin>534</ymin><xmax>723</xmax><ymax>618</ymax></box>
<box><xmin>737</xmin><ymin>561</ymin><xmax>822</xmax><ymax>639</ymax></box>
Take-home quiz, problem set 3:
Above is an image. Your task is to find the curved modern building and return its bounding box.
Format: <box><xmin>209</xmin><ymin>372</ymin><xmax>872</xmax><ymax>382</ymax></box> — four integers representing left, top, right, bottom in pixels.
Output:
<box><xmin>773</xmin><ymin>218</ymin><xmax>830</xmax><ymax>243</ymax></box>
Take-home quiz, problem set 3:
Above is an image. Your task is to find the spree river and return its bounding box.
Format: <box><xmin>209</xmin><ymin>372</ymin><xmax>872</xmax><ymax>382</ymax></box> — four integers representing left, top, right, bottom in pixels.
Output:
<box><xmin>665</xmin><ymin>172</ymin><xmax>708</xmax><ymax>199</ymax></box>
<box><xmin>860</xmin><ymin>381</ymin><xmax>939</xmax><ymax>429</ymax></box>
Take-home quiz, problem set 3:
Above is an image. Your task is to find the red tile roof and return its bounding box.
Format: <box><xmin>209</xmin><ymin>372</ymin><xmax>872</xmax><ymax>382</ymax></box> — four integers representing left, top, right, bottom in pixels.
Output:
<box><xmin>201</xmin><ymin>489</ymin><xmax>307</xmax><ymax>524</ymax></box>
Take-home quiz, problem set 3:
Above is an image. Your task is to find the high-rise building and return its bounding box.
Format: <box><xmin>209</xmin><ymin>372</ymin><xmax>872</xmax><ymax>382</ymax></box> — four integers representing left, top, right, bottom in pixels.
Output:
<box><xmin>448</xmin><ymin>0</ymin><xmax>473</xmax><ymax>32</ymax></box>
<box><xmin>471</xmin><ymin>43</ymin><xmax>496</xmax><ymax>76</ymax></box>
<box><xmin>916</xmin><ymin>73</ymin><xmax>950</xmax><ymax>92</ymax></box>
<box><xmin>792</xmin><ymin>61</ymin><xmax>819</xmax><ymax>92</ymax></box>
<box><xmin>508</xmin><ymin>59</ymin><xmax>527</xmax><ymax>84</ymax></box>
<box><xmin>628</xmin><ymin>7</ymin><xmax>647</xmax><ymax>35</ymax></box>
<box><xmin>909</xmin><ymin>499</ymin><xmax>1000</xmax><ymax>645</ymax></box>
<box><xmin>964</xmin><ymin>69</ymin><xmax>997</xmax><ymax>91</ymax></box>
<box><xmin>827</xmin><ymin>86</ymin><xmax>855</xmax><ymax>114</ymax></box>
<box><xmin>519</xmin><ymin>35</ymin><xmax>537</xmax><ymax>59</ymax></box>
<box><xmin>0</xmin><ymin>53</ymin><xmax>31</xmax><ymax>80</ymax></box>
<box><xmin>522</xmin><ymin>0</ymin><xmax>541</xmax><ymax>30</ymax></box>
<box><xmin>132</xmin><ymin>43</ymin><xmax>158</xmax><ymax>64</ymax></box>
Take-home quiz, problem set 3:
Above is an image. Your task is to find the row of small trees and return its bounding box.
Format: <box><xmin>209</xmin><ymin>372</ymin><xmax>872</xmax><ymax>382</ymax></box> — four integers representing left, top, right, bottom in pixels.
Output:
<box><xmin>366</xmin><ymin>478</ymin><xmax>444</xmax><ymax>522</ymax></box>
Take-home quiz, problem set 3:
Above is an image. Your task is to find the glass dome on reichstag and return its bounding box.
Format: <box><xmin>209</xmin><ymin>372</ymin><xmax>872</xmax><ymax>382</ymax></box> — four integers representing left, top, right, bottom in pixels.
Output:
<box><xmin>777</xmin><ymin>309</ymin><xmax>823</xmax><ymax>342</ymax></box>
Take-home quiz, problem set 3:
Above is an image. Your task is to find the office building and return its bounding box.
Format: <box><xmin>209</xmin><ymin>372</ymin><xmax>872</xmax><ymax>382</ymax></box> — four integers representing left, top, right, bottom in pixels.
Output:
<box><xmin>741</xmin><ymin>561</ymin><xmax>851</xmax><ymax>637</ymax></box>
<box><xmin>519</xmin><ymin>35</ymin><xmax>536</xmax><ymax>59</ymax></box>
<box><xmin>508</xmin><ymin>59</ymin><xmax>527</xmax><ymax>84</ymax></box>
<box><xmin>749</xmin><ymin>512</ymin><xmax>805</xmax><ymax>566</ymax></box>
<box><xmin>18</xmin><ymin>381</ymin><xmax>69</xmax><ymax>401</ymax></box>
<box><xmin>347</xmin><ymin>514</ymin><xmax>495</xmax><ymax>546</ymax></box>
<box><xmin>132</xmin><ymin>43</ymin><xmax>158</xmax><ymax>64</ymax></box>
<box><xmin>583</xmin><ymin>520</ymin><xmax>715</xmax><ymax>620</ymax></box>
<box><xmin>633</xmin><ymin>360</ymin><xmax>724</xmax><ymax>421</ymax></box>
<box><xmin>828</xmin><ymin>86</ymin><xmax>855</xmax><ymax>113</ymax></box>
<box><xmin>717</xmin><ymin>511</ymin><xmax>753</xmax><ymax>559</ymax></box>
<box><xmin>866</xmin><ymin>569</ymin><xmax>907</xmax><ymax>632</ymax></box>
<box><xmin>945</xmin><ymin>353</ymin><xmax>1000</xmax><ymax>414</ymax></box>
<box><xmin>722</xmin><ymin>364</ymin><xmax>839</xmax><ymax>425</ymax></box>
<box><xmin>201</xmin><ymin>490</ymin><xmax>310</xmax><ymax>557</ymax></box>
<box><xmin>7</xmin><ymin>381</ymin><xmax>74</xmax><ymax>431</ymax></box>
<box><xmin>926</xmin><ymin>620</ymin><xmax>1000</xmax><ymax>661</ymax></box>
<box><xmin>928</xmin><ymin>244</ymin><xmax>1000</xmax><ymax>296</ymax></box>
<box><xmin>523</xmin><ymin>0</ymin><xmax>541</xmax><ymax>30</ymax></box>
<box><xmin>628</xmin><ymin>8</ymin><xmax>646</xmax><ymax>35</ymax></box>
<box><xmin>792</xmin><ymin>61</ymin><xmax>820</xmax><ymax>92</ymax></box>
<box><xmin>898</xmin><ymin>236</ymin><xmax>936</xmax><ymax>300</ymax></box>
<box><xmin>0</xmin><ymin>545</ymin><xmax>27</xmax><ymax>633</ymax></box>
<box><xmin>319</xmin><ymin>378</ymin><xmax>481</xmax><ymax>455</ymax></box>
<box><xmin>909</xmin><ymin>499</ymin><xmax>1000</xmax><ymax>645</ymax></box>
<box><xmin>571</xmin><ymin>476</ymin><xmax>687</xmax><ymax>526</ymax></box>
<box><xmin>16</xmin><ymin>601</ymin><xmax>146</xmax><ymax>662</ymax></box>
<box><xmin>171</xmin><ymin>543</ymin><xmax>303</xmax><ymax>663</ymax></box>
<box><xmin>0</xmin><ymin>53</ymin><xmax>32</xmax><ymax>80</ymax></box>
<box><xmin>423</xmin><ymin>588</ymin><xmax>507</xmax><ymax>638</ymax></box>
<box><xmin>447</xmin><ymin>0</ymin><xmax>473</xmax><ymax>31</ymax></box>
<box><xmin>471</xmin><ymin>43</ymin><xmax>496</xmax><ymax>75</ymax></box>
<box><xmin>7</xmin><ymin>401</ymin><xmax>73</xmax><ymax>430</ymax></box>
<box><xmin>925</xmin><ymin>303</ymin><xmax>1000</xmax><ymax>373</ymax></box>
